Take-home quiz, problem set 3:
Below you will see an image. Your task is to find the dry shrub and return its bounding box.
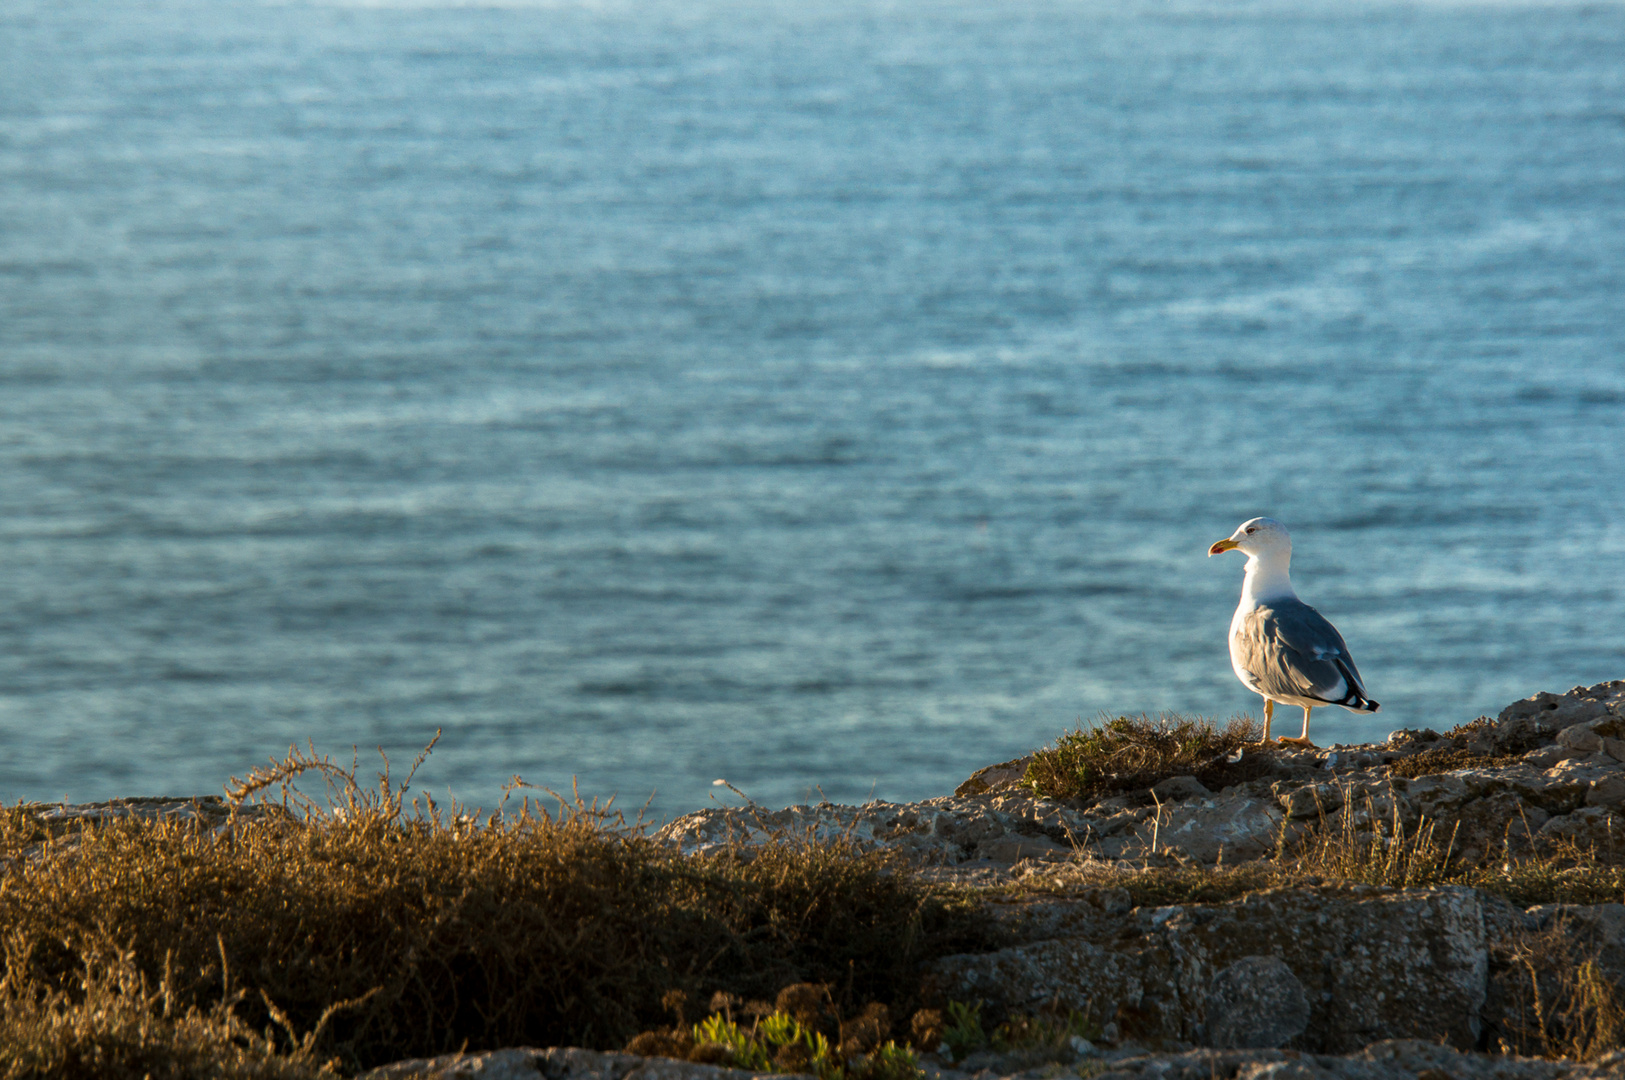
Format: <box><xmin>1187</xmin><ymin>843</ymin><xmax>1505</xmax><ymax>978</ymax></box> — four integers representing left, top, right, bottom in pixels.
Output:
<box><xmin>1104</xmin><ymin>864</ymin><xmax>1279</xmax><ymax>909</ymax></box>
<box><xmin>0</xmin><ymin>946</ymin><xmax>337</xmax><ymax>1080</ymax></box>
<box><xmin>838</xmin><ymin>1001</ymin><xmax>891</xmax><ymax>1056</ymax></box>
<box><xmin>907</xmin><ymin>1009</ymin><xmax>942</xmax><ymax>1051</ymax></box>
<box><xmin>775</xmin><ymin>983</ymin><xmax>838</xmax><ymax>1036</ymax></box>
<box><xmin>1022</xmin><ymin>714</ymin><xmax>1264</xmax><ymax>801</ymax></box>
<box><xmin>0</xmin><ymin>743</ymin><xmax>992</xmax><ymax>1075</ymax></box>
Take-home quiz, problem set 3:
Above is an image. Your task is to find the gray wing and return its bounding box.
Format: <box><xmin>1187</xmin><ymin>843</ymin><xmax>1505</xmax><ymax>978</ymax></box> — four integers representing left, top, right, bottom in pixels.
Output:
<box><xmin>1236</xmin><ymin>598</ymin><xmax>1372</xmax><ymax>707</ymax></box>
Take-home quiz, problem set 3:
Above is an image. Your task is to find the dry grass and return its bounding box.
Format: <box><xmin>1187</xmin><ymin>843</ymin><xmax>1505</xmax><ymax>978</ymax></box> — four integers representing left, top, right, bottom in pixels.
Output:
<box><xmin>1281</xmin><ymin>786</ymin><xmax>1625</xmax><ymax>906</ymax></box>
<box><xmin>1281</xmin><ymin>788</ymin><xmax>1461</xmax><ymax>890</ymax></box>
<box><xmin>1021</xmin><ymin>783</ymin><xmax>1625</xmax><ymax>910</ymax></box>
<box><xmin>0</xmin><ymin>744</ymin><xmax>993</xmax><ymax>1077</ymax></box>
<box><xmin>1021</xmin><ymin>714</ymin><xmax>1264</xmax><ymax>801</ymax></box>
<box><xmin>1388</xmin><ymin>747</ymin><xmax>1505</xmax><ymax>778</ymax></box>
<box><xmin>1491</xmin><ymin>923</ymin><xmax>1625</xmax><ymax>1061</ymax></box>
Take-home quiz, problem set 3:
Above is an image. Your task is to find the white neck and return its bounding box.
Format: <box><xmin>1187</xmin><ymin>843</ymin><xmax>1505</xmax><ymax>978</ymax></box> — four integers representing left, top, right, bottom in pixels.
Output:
<box><xmin>1240</xmin><ymin>550</ymin><xmax>1297</xmax><ymax>606</ymax></box>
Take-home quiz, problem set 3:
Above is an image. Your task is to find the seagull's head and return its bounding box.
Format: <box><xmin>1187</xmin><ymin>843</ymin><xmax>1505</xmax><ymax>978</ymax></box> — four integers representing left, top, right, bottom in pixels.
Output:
<box><xmin>1208</xmin><ymin>516</ymin><xmax>1291</xmax><ymax>558</ymax></box>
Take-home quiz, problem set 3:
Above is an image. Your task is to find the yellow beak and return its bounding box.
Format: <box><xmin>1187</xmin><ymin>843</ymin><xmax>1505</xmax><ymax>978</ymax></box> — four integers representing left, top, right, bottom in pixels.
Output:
<box><xmin>1208</xmin><ymin>538</ymin><xmax>1239</xmax><ymax>556</ymax></box>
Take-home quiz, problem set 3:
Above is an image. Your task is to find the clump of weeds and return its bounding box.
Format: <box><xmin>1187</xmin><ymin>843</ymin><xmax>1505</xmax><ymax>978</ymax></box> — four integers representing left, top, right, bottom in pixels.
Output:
<box><xmin>924</xmin><ymin>999</ymin><xmax>1098</xmax><ymax>1069</ymax></box>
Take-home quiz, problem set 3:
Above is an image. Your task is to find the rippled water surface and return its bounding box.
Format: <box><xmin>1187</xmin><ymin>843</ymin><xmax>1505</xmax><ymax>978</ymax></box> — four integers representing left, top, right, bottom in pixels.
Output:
<box><xmin>1</xmin><ymin>0</ymin><xmax>1623</xmax><ymax>813</ymax></box>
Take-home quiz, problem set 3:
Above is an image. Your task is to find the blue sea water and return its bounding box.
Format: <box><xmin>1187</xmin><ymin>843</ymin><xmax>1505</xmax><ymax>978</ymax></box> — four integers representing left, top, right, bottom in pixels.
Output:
<box><xmin>1</xmin><ymin>0</ymin><xmax>1623</xmax><ymax>815</ymax></box>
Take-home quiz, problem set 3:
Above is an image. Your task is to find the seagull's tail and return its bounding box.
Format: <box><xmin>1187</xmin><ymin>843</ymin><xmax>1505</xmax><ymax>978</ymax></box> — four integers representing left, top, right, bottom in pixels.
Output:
<box><xmin>1331</xmin><ymin>658</ymin><xmax>1379</xmax><ymax>713</ymax></box>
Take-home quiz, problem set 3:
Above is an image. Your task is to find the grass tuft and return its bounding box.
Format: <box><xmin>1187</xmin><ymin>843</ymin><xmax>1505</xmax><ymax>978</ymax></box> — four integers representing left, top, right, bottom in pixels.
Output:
<box><xmin>1022</xmin><ymin>714</ymin><xmax>1264</xmax><ymax>801</ymax></box>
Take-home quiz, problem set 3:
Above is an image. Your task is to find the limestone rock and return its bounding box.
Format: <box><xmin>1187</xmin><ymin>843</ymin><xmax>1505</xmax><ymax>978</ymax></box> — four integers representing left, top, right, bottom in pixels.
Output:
<box><xmin>929</xmin><ymin>886</ymin><xmax>1488</xmax><ymax>1054</ymax></box>
<box><xmin>1109</xmin><ymin>796</ymin><xmax>1284</xmax><ymax>864</ymax></box>
<box><xmin>1584</xmin><ymin>773</ymin><xmax>1625</xmax><ymax>807</ymax></box>
<box><xmin>1558</xmin><ymin>723</ymin><xmax>1605</xmax><ymax>752</ymax></box>
<box><xmin>1204</xmin><ymin>955</ymin><xmax>1310</xmax><ymax>1049</ymax></box>
<box><xmin>974</xmin><ymin>833</ymin><xmax>1071</xmax><ymax>863</ymax></box>
<box><xmin>1447</xmin><ymin>791</ymin><xmax>1548</xmax><ymax>862</ymax></box>
<box><xmin>1150</xmin><ymin>775</ymin><xmax>1210</xmax><ymax>802</ymax></box>
<box><xmin>1273</xmin><ymin>781</ymin><xmax>1343</xmax><ymax>819</ymax></box>
<box><xmin>363</xmin><ymin>1040</ymin><xmax>1625</xmax><ymax>1080</ymax></box>
<box><xmin>1539</xmin><ymin>805</ymin><xmax>1625</xmax><ymax>853</ymax></box>
<box><xmin>954</xmin><ymin>757</ymin><xmax>1034</xmax><ymax>797</ymax></box>
<box><xmin>1005</xmin><ymin>1040</ymin><xmax>1618</xmax><ymax>1079</ymax></box>
<box><xmin>1499</xmin><ymin>681</ymin><xmax>1625</xmax><ymax>731</ymax></box>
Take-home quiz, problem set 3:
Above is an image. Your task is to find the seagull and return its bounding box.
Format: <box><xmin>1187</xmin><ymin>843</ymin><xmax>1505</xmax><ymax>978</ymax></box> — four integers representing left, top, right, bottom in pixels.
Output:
<box><xmin>1208</xmin><ymin>517</ymin><xmax>1379</xmax><ymax>747</ymax></box>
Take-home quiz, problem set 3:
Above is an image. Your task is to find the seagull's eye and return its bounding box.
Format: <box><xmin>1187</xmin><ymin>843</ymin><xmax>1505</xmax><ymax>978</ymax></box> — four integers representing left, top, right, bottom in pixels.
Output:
<box><xmin>1245</xmin><ymin>527</ymin><xmax>1256</xmax><ymax>535</ymax></box>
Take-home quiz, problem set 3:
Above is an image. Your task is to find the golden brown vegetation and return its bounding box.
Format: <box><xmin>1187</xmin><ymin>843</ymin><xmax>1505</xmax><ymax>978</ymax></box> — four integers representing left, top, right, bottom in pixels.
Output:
<box><xmin>0</xmin><ymin>744</ymin><xmax>992</xmax><ymax>1078</ymax></box>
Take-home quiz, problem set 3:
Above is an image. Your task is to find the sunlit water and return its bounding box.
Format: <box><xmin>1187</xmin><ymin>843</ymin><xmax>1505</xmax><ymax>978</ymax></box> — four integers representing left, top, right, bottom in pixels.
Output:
<box><xmin>1</xmin><ymin>0</ymin><xmax>1623</xmax><ymax>814</ymax></box>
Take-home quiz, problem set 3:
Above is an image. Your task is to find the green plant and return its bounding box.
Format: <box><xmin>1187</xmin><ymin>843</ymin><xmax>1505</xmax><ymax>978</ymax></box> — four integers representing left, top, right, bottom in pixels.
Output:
<box><xmin>698</xmin><ymin>1011</ymin><xmax>830</xmax><ymax>1073</ymax></box>
<box><xmin>857</xmin><ymin>1040</ymin><xmax>922</xmax><ymax>1080</ymax></box>
<box><xmin>687</xmin><ymin>1008</ymin><xmax>917</xmax><ymax>1080</ymax></box>
<box><xmin>994</xmin><ymin>1010</ymin><xmax>1100</xmax><ymax>1054</ymax></box>
<box><xmin>929</xmin><ymin>1001</ymin><xmax>1100</xmax><ymax>1069</ymax></box>
<box><xmin>940</xmin><ymin>1000</ymin><xmax>987</xmax><ymax>1061</ymax></box>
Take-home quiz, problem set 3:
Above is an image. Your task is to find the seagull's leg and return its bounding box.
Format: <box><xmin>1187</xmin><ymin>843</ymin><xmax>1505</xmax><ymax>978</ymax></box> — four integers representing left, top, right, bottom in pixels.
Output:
<box><xmin>1280</xmin><ymin>706</ymin><xmax>1316</xmax><ymax>748</ymax></box>
<box><xmin>1260</xmin><ymin>699</ymin><xmax>1274</xmax><ymax>742</ymax></box>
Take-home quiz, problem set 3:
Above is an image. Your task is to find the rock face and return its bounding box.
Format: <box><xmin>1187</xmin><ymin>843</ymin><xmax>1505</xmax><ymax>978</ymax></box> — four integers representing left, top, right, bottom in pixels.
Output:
<box><xmin>648</xmin><ymin>679</ymin><xmax>1625</xmax><ymax>1067</ymax></box>
<box><xmin>657</xmin><ymin>680</ymin><xmax>1625</xmax><ymax>872</ymax></box>
<box><xmin>928</xmin><ymin>885</ymin><xmax>1488</xmax><ymax>1053</ymax></box>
